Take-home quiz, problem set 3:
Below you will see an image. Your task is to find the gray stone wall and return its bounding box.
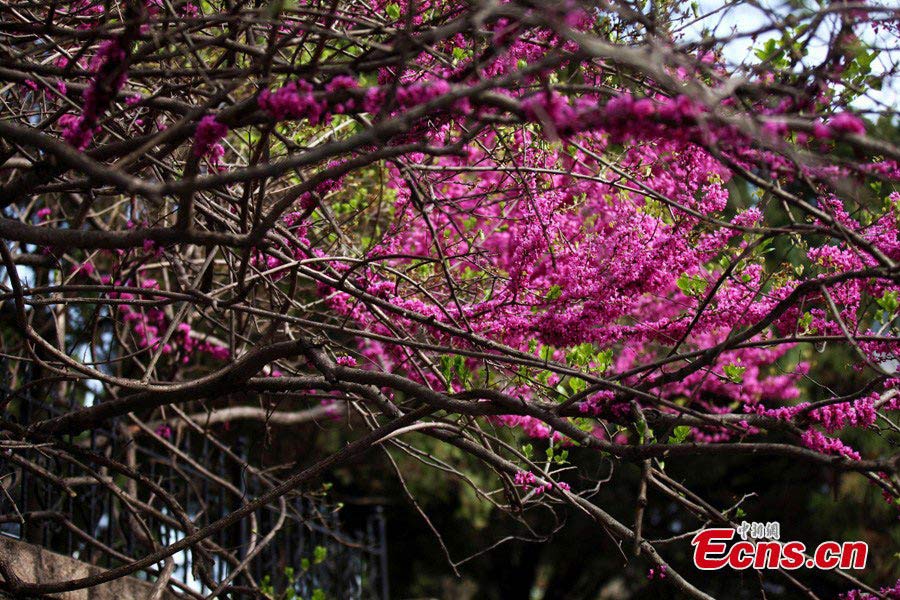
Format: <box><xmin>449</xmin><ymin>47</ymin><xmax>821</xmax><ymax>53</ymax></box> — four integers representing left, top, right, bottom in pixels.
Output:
<box><xmin>0</xmin><ymin>537</ymin><xmax>178</xmax><ymax>600</ymax></box>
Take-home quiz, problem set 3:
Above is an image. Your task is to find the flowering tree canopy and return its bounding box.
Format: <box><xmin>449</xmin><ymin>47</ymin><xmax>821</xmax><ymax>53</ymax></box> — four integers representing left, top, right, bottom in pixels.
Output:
<box><xmin>0</xmin><ymin>0</ymin><xmax>899</xmax><ymax>597</ymax></box>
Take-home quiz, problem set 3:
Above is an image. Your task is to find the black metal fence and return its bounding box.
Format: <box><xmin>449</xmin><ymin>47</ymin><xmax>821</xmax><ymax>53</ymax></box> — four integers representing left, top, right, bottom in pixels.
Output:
<box><xmin>0</xmin><ymin>370</ymin><xmax>388</xmax><ymax>600</ymax></box>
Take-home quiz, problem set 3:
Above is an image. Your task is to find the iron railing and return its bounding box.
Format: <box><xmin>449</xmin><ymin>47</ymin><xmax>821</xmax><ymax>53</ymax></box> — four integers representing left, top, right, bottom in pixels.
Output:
<box><xmin>0</xmin><ymin>367</ymin><xmax>388</xmax><ymax>600</ymax></box>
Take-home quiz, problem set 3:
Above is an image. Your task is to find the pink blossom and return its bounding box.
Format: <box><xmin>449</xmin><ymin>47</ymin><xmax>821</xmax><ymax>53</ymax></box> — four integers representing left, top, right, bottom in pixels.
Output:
<box><xmin>193</xmin><ymin>115</ymin><xmax>228</xmax><ymax>159</ymax></box>
<box><xmin>828</xmin><ymin>112</ymin><xmax>866</xmax><ymax>135</ymax></box>
<box><xmin>336</xmin><ymin>356</ymin><xmax>358</xmax><ymax>367</ymax></box>
<box><xmin>801</xmin><ymin>429</ymin><xmax>860</xmax><ymax>460</ymax></box>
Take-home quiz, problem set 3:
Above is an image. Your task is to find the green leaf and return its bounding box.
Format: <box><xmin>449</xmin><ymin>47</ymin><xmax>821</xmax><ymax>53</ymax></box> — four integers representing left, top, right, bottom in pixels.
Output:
<box><xmin>260</xmin><ymin>575</ymin><xmax>274</xmax><ymax>598</ymax></box>
<box><xmin>877</xmin><ymin>291</ymin><xmax>898</xmax><ymax>316</ymax></box>
<box><xmin>676</xmin><ymin>273</ymin><xmax>708</xmax><ymax>297</ymax></box>
<box><xmin>798</xmin><ymin>311</ymin><xmax>814</xmax><ymax>334</ymax></box>
<box><xmin>753</xmin><ymin>38</ymin><xmax>785</xmax><ymax>67</ymax></box>
<box><xmin>594</xmin><ymin>348</ymin><xmax>613</xmax><ymax>373</ymax></box>
<box><xmin>546</xmin><ymin>284</ymin><xmax>563</xmax><ymax>300</ymax></box>
<box><xmin>723</xmin><ymin>363</ymin><xmax>746</xmax><ymax>384</ymax></box>
<box><xmin>667</xmin><ymin>425</ymin><xmax>691</xmax><ymax>444</ymax></box>
<box><xmin>313</xmin><ymin>545</ymin><xmax>328</xmax><ymax>564</ymax></box>
<box><xmin>635</xmin><ymin>419</ymin><xmax>654</xmax><ymax>444</ymax></box>
<box><xmin>522</xmin><ymin>443</ymin><xmax>533</xmax><ymax>459</ymax></box>
<box><xmin>439</xmin><ymin>354</ymin><xmax>470</xmax><ymax>389</ymax></box>
<box><xmin>385</xmin><ymin>2</ymin><xmax>400</xmax><ymax>19</ymax></box>
<box><xmin>569</xmin><ymin>377</ymin><xmax>587</xmax><ymax>395</ymax></box>
<box><xmin>566</xmin><ymin>342</ymin><xmax>593</xmax><ymax>366</ymax></box>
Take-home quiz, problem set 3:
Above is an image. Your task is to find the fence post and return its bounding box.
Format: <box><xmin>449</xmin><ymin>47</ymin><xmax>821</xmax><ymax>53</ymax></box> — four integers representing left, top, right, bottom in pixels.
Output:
<box><xmin>376</xmin><ymin>506</ymin><xmax>389</xmax><ymax>600</ymax></box>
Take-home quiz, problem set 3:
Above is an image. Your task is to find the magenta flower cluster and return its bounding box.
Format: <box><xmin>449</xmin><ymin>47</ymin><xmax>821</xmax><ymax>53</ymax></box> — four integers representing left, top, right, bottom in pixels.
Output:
<box><xmin>800</xmin><ymin>429</ymin><xmax>861</xmax><ymax>461</ymax></box>
<box><xmin>193</xmin><ymin>115</ymin><xmax>229</xmax><ymax>163</ymax></box>
<box><xmin>842</xmin><ymin>578</ymin><xmax>900</xmax><ymax>600</ymax></box>
<box><xmin>257</xmin><ymin>76</ymin><xmax>362</xmax><ymax>123</ymax></box>
<box><xmin>62</xmin><ymin>39</ymin><xmax>128</xmax><ymax>149</ymax></box>
<box><xmin>514</xmin><ymin>471</ymin><xmax>570</xmax><ymax>495</ymax></box>
<box><xmin>808</xmin><ymin>396</ymin><xmax>878</xmax><ymax>433</ymax></box>
<box><xmin>256</xmin><ymin>76</ymin><xmax>454</xmax><ymax>127</ymax></box>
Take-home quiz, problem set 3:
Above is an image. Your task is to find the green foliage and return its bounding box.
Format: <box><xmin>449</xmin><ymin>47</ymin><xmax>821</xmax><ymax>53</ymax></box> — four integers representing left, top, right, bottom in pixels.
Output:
<box><xmin>439</xmin><ymin>354</ymin><xmax>471</xmax><ymax>390</ymax></box>
<box><xmin>261</xmin><ymin>575</ymin><xmax>274</xmax><ymax>598</ymax></box>
<box><xmin>522</xmin><ymin>443</ymin><xmax>534</xmax><ymax>459</ymax></box>
<box><xmin>723</xmin><ymin>363</ymin><xmax>746</xmax><ymax>384</ymax></box>
<box><xmin>667</xmin><ymin>425</ymin><xmax>692</xmax><ymax>445</ymax></box>
<box><xmin>259</xmin><ymin>549</ymin><xmax>328</xmax><ymax>599</ymax></box>
<box><xmin>452</xmin><ymin>46</ymin><xmax>470</xmax><ymax>61</ymax></box>
<box><xmin>566</xmin><ymin>343</ymin><xmax>592</xmax><ymax>366</ymax></box>
<box><xmin>634</xmin><ymin>417</ymin><xmax>654</xmax><ymax>445</ymax></box>
<box><xmin>841</xmin><ymin>38</ymin><xmax>880</xmax><ymax>102</ymax></box>
<box><xmin>568</xmin><ymin>377</ymin><xmax>587</xmax><ymax>395</ymax></box>
<box><xmin>753</xmin><ymin>37</ymin><xmax>793</xmax><ymax>70</ymax></box>
<box><xmin>593</xmin><ymin>348</ymin><xmax>613</xmax><ymax>373</ymax></box>
<box><xmin>553</xmin><ymin>448</ymin><xmax>569</xmax><ymax>465</ymax></box>
<box><xmin>877</xmin><ymin>290</ymin><xmax>899</xmax><ymax>323</ymax></box>
<box><xmin>538</xmin><ymin>345</ymin><xmax>553</xmax><ymax>362</ymax></box>
<box><xmin>566</xmin><ymin>344</ymin><xmax>612</xmax><ymax>375</ymax></box>
<box><xmin>798</xmin><ymin>311</ymin><xmax>815</xmax><ymax>334</ymax></box>
<box><xmin>676</xmin><ymin>273</ymin><xmax>708</xmax><ymax>297</ymax></box>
